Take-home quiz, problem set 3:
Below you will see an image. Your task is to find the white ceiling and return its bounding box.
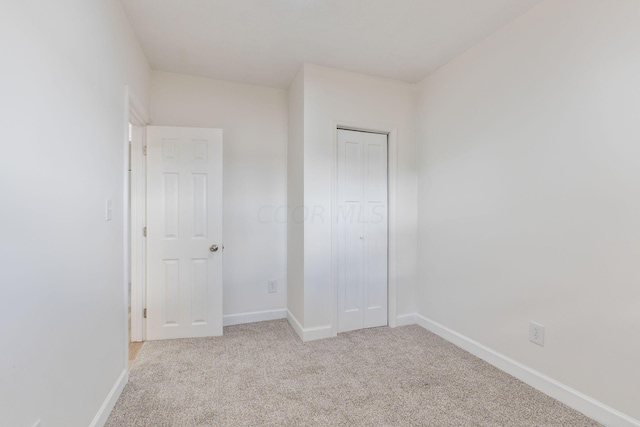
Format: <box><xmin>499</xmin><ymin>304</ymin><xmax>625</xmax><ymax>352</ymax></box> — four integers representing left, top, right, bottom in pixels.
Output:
<box><xmin>120</xmin><ymin>0</ymin><xmax>542</xmax><ymax>89</ymax></box>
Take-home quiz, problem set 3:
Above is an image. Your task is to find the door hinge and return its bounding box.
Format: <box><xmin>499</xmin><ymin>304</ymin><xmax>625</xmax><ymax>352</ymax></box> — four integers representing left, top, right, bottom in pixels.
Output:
<box><xmin>143</xmin><ymin>146</ymin><xmax>147</xmax><ymax>156</ymax></box>
<box><xmin>143</xmin><ymin>226</ymin><xmax>147</xmax><ymax>237</ymax></box>
<box><xmin>143</xmin><ymin>308</ymin><xmax>147</xmax><ymax>319</ymax></box>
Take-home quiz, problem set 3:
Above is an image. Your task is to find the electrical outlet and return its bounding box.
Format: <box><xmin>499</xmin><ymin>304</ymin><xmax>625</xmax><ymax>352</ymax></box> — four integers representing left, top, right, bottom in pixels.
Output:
<box><xmin>268</xmin><ymin>280</ymin><xmax>277</xmax><ymax>293</ymax></box>
<box><xmin>529</xmin><ymin>321</ymin><xmax>544</xmax><ymax>346</ymax></box>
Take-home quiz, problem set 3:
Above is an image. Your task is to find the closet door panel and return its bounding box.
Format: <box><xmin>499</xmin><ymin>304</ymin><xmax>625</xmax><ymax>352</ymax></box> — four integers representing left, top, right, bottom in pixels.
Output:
<box><xmin>338</xmin><ymin>130</ymin><xmax>365</xmax><ymax>333</ymax></box>
<box><xmin>364</xmin><ymin>133</ymin><xmax>388</xmax><ymax>328</ymax></box>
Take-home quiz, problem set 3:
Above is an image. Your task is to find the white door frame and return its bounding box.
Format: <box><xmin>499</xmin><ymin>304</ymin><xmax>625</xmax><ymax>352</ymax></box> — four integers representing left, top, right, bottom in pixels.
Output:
<box><xmin>125</xmin><ymin>86</ymin><xmax>149</xmax><ymax>345</ymax></box>
<box><xmin>331</xmin><ymin>120</ymin><xmax>398</xmax><ymax>337</ymax></box>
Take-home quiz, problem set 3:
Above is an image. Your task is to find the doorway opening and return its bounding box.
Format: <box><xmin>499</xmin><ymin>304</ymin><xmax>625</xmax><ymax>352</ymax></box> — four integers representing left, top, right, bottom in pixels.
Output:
<box><xmin>126</xmin><ymin>87</ymin><xmax>149</xmax><ymax>368</ymax></box>
<box><xmin>128</xmin><ymin>122</ymin><xmax>143</xmax><ymax>367</ymax></box>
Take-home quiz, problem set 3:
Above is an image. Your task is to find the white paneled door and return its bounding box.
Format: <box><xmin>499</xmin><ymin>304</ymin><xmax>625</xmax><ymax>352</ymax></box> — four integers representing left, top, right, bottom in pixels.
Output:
<box><xmin>146</xmin><ymin>126</ymin><xmax>223</xmax><ymax>340</ymax></box>
<box><xmin>337</xmin><ymin>129</ymin><xmax>388</xmax><ymax>333</ymax></box>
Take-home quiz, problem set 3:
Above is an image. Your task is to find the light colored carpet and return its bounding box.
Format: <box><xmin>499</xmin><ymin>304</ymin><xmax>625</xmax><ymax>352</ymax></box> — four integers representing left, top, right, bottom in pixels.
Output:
<box><xmin>106</xmin><ymin>320</ymin><xmax>600</xmax><ymax>427</ymax></box>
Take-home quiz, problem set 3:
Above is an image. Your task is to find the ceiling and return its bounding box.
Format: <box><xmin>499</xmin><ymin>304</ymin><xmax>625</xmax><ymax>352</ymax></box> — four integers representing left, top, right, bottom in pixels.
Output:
<box><xmin>119</xmin><ymin>0</ymin><xmax>542</xmax><ymax>89</ymax></box>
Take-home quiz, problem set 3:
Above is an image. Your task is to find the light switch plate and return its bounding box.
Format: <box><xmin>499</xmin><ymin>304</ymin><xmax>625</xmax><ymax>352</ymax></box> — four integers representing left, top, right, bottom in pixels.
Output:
<box><xmin>105</xmin><ymin>198</ymin><xmax>113</xmax><ymax>221</ymax></box>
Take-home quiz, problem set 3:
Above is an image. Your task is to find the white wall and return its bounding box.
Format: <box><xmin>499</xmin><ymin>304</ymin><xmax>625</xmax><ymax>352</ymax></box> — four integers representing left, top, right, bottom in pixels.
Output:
<box><xmin>0</xmin><ymin>1</ymin><xmax>149</xmax><ymax>426</ymax></box>
<box><xmin>417</xmin><ymin>0</ymin><xmax>640</xmax><ymax>421</ymax></box>
<box><xmin>150</xmin><ymin>71</ymin><xmax>288</xmax><ymax>317</ymax></box>
<box><xmin>301</xmin><ymin>64</ymin><xmax>418</xmax><ymax>332</ymax></box>
<box><xmin>287</xmin><ymin>68</ymin><xmax>305</xmax><ymax>322</ymax></box>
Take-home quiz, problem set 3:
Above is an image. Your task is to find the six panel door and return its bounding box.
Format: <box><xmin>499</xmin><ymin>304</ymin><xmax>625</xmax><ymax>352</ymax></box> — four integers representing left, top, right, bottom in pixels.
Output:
<box><xmin>146</xmin><ymin>126</ymin><xmax>223</xmax><ymax>340</ymax></box>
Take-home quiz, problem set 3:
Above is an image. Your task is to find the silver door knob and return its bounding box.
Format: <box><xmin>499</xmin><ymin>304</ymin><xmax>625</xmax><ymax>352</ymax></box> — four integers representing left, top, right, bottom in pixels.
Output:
<box><xmin>210</xmin><ymin>244</ymin><xmax>219</xmax><ymax>252</ymax></box>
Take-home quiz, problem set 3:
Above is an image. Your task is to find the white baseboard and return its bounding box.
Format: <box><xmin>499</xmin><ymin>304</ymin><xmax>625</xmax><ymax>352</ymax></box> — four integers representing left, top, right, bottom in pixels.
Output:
<box><xmin>89</xmin><ymin>368</ymin><xmax>128</xmax><ymax>427</ymax></box>
<box><xmin>223</xmin><ymin>309</ymin><xmax>287</xmax><ymax>326</ymax></box>
<box><xmin>395</xmin><ymin>313</ymin><xmax>417</xmax><ymax>327</ymax></box>
<box><xmin>286</xmin><ymin>309</ymin><xmax>305</xmax><ymax>339</ymax></box>
<box><xmin>414</xmin><ymin>314</ymin><xmax>640</xmax><ymax>427</ymax></box>
<box><xmin>303</xmin><ymin>324</ymin><xmax>333</xmax><ymax>341</ymax></box>
<box><xmin>286</xmin><ymin>310</ymin><xmax>333</xmax><ymax>342</ymax></box>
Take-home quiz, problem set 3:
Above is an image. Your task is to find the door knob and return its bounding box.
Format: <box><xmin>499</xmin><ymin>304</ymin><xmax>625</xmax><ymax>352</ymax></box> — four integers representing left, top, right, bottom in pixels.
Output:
<box><xmin>210</xmin><ymin>244</ymin><xmax>219</xmax><ymax>252</ymax></box>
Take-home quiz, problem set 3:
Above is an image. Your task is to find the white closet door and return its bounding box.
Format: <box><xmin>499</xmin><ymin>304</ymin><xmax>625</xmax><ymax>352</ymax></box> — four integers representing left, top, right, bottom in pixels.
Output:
<box><xmin>338</xmin><ymin>130</ymin><xmax>365</xmax><ymax>333</ymax></box>
<box><xmin>337</xmin><ymin>129</ymin><xmax>388</xmax><ymax>333</ymax></box>
<box><xmin>146</xmin><ymin>126</ymin><xmax>223</xmax><ymax>340</ymax></box>
<box><xmin>363</xmin><ymin>132</ymin><xmax>388</xmax><ymax>328</ymax></box>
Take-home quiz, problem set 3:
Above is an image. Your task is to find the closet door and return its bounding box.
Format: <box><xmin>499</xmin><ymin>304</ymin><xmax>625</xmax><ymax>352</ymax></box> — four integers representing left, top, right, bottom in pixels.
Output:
<box><xmin>363</xmin><ymin>132</ymin><xmax>388</xmax><ymax>329</ymax></box>
<box><xmin>337</xmin><ymin>129</ymin><xmax>388</xmax><ymax>333</ymax></box>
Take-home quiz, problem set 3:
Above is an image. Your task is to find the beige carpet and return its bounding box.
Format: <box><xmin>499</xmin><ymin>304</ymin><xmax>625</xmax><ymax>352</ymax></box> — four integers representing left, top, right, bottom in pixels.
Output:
<box><xmin>106</xmin><ymin>320</ymin><xmax>600</xmax><ymax>426</ymax></box>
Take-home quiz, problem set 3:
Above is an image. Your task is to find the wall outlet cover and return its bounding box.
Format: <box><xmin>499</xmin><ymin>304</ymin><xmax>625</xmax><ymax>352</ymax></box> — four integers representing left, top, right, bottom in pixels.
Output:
<box><xmin>529</xmin><ymin>321</ymin><xmax>544</xmax><ymax>346</ymax></box>
<box><xmin>268</xmin><ymin>280</ymin><xmax>277</xmax><ymax>293</ymax></box>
